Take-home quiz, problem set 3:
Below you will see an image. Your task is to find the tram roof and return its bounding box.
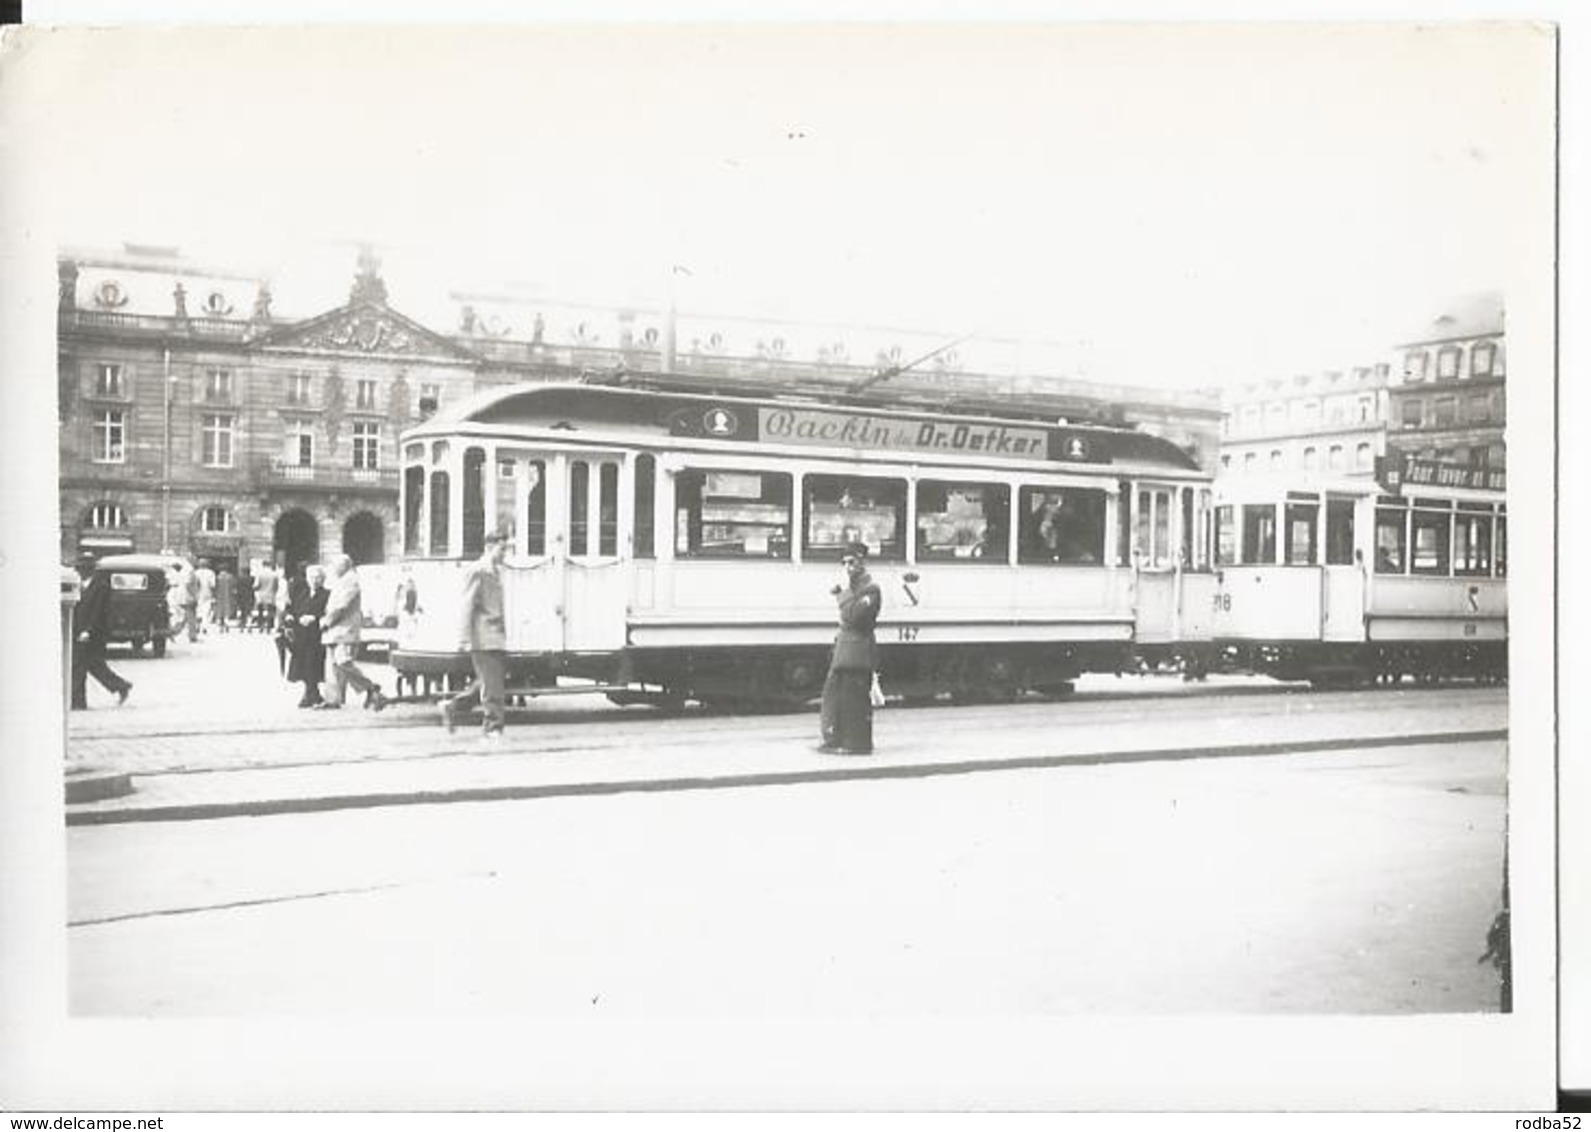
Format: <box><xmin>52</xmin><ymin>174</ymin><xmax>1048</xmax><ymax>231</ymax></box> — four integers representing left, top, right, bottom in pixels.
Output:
<box><xmin>416</xmin><ymin>380</ymin><xmax>1203</xmax><ymax>473</ymax></box>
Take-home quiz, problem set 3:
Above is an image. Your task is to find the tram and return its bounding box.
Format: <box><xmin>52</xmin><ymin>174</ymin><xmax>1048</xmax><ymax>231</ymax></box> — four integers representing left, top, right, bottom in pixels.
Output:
<box><xmin>390</xmin><ymin>378</ymin><xmax>1218</xmax><ymax>706</ymax></box>
<box><xmin>1209</xmin><ymin>457</ymin><xmax>1507</xmax><ymax>687</ymax></box>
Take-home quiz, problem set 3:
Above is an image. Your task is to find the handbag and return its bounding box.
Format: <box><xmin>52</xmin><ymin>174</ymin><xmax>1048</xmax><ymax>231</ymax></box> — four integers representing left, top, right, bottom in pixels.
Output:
<box><xmin>869</xmin><ymin>671</ymin><xmax>886</xmax><ymax>708</ymax></box>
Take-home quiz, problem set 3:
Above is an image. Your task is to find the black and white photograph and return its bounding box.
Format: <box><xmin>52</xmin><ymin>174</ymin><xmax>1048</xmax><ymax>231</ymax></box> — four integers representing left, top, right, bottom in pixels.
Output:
<box><xmin>0</xmin><ymin>10</ymin><xmax>1571</xmax><ymax>1115</ymax></box>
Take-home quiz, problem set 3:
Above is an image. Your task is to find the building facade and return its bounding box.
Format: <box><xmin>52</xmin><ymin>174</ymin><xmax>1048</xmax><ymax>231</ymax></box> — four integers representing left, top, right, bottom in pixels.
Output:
<box><xmin>1218</xmin><ymin>364</ymin><xmax>1392</xmax><ymax>481</ymax></box>
<box><xmin>58</xmin><ymin>245</ymin><xmax>1224</xmax><ymax>574</ymax></box>
<box><xmin>1383</xmin><ymin>293</ymin><xmax>1507</xmax><ymax>491</ymax></box>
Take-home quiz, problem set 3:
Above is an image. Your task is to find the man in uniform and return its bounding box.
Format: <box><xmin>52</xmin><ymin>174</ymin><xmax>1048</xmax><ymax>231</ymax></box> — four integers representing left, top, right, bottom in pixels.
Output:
<box><xmin>440</xmin><ymin>527</ymin><xmax>510</xmax><ymax>739</ymax></box>
<box><xmin>817</xmin><ymin>541</ymin><xmax>882</xmax><ymax>755</ymax></box>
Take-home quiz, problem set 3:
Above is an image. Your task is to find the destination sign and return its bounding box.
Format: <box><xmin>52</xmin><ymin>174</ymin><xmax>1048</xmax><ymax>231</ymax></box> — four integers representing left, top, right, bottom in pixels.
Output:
<box><xmin>1379</xmin><ymin>454</ymin><xmax>1506</xmax><ymax>493</ymax></box>
<box><xmin>759</xmin><ymin>407</ymin><xmax>1053</xmax><ymax>461</ymax></box>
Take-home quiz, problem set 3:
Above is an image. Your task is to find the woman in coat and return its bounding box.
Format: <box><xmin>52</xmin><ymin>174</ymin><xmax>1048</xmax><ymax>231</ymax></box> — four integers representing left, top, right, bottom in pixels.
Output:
<box><xmin>285</xmin><ymin>564</ymin><xmax>329</xmax><ymax>707</ymax></box>
<box><xmin>817</xmin><ymin>541</ymin><xmax>882</xmax><ymax>755</ymax></box>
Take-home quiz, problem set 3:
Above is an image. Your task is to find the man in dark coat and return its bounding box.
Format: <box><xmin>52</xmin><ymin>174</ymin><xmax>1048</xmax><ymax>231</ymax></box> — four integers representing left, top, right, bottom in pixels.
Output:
<box><xmin>70</xmin><ymin>559</ymin><xmax>133</xmax><ymax>710</ymax></box>
<box><xmin>285</xmin><ymin>564</ymin><xmax>329</xmax><ymax>708</ymax></box>
<box><xmin>818</xmin><ymin>541</ymin><xmax>881</xmax><ymax>755</ymax></box>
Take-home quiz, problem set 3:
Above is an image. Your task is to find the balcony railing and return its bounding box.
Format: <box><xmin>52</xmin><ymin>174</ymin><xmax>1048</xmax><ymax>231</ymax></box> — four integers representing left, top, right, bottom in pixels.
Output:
<box><xmin>253</xmin><ymin>459</ymin><xmax>398</xmax><ymax>492</ymax></box>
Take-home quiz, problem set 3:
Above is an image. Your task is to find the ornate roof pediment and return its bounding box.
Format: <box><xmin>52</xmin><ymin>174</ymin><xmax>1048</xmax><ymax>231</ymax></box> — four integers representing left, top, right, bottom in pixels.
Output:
<box><xmin>254</xmin><ymin>302</ymin><xmax>478</xmax><ymax>361</ymax></box>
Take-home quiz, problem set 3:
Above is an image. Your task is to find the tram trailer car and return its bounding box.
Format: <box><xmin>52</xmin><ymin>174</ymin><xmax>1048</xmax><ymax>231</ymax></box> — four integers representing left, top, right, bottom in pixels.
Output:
<box><xmin>390</xmin><ymin>381</ymin><xmax>1222</xmax><ymax>708</ymax></box>
<box><xmin>1209</xmin><ymin>474</ymin><xmax>1508</xmax><ymax>687</ymax></box>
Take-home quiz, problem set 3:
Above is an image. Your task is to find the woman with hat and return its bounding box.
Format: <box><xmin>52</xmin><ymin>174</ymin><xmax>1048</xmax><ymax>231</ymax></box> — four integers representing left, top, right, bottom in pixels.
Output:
<box><xmin>818</xmin><ymin>541</ymin><xmax>882</xmax><ymax>755</ymax></box>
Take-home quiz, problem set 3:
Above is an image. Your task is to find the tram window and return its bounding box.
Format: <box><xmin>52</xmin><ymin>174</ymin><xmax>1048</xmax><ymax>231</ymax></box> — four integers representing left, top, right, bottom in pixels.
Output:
<box><xmin>403</xmin><ymin>466</ymin><xmax>424</xmax><ymax>555</ymax></box>
<box><xmin>1117</xmin><ymin>481</ymin><xmax>1133</xmax><ymax>565</ymax></box>
<box><xmin>1214</xmin><ymin>505</ymin><xmax>1236</xmax><ymax>567</ymax></box>
<box><xmin>1374</xmin><ymin>508</ymin><xmax>1406</xmax><ymax>574</ymax></box>
<box><xmin>569</xmin><ymin>462</ymin><xmax>590</xmax><ymax>556</ymax></box>
<box><xmin>674</xmin><ymin>468</ymin><xmax>791</xmax><ymax>559</ymax></box>
<box><xmin>1135</xmin><ymin>489</ymin><xmax>1172</xmax><ymax>567</ymax></box>
<box><xmin>525</xmin><ymin>460</ymin><xmax>546</xmax><ymax>556</ymax></box>
<box><xmin>634</xmin><ymin>454</ymin><xmax>656</xmax><ymax>559</ymax></box>
<box><xmin>494</xmin><ymin>460</ymin><xmax>517</xmax><ymax>545</ymax></box>
<box><xmin>462</xmin><ymin>447</ymin><xmax>487</xmax><ymax>558</ymax></box>
<box><xmin>917</xmin><ymin>481</ymin><xmax>1009</xmax><ymax>563</ymax></box>
<box><xmin>1496</xmin><ymin>515</ymin><xmax>1507</xmax><ymax>577</ymax></box>
<box><xmin>1325</xmin><ymin>500</ymin><xmax>1355</xmax><ymax>566</ymax></box>
<box><xmin>1454</xmin><ymin>514</ymin><xmax>1493</xmax><ymax>576</ymax></box>
<box><xmin>1411</xmin><ymin>510</ymin><xmax>1452</xmax><ymax>576</ymax></box>
<box><xmin>599</xmin><ymin>463</ymin><xmax>619</xmax><ymax>556</ymax></box>
<box><xmin>428</xmin><ymin>470</ymin><xmax>450</xmax><ymax>556</ymax></box>
<box><xmin>1017</xmin><ymin>486</ymin><xmax>1105</xmax><ymax>564</ymax></box>
<box><xmin>1240</xmin><ymin>505</ymin><xmax>1276</xmax><ymax>565</ymax></box>
<box><xmin>1196</xmin><ymin>489</ymin><xmax>1213</xmax><ymax>570</ymax></box>
<box><xmin>803</xmin><ymin>474</ymin><xmax>906</xmax><ymax>561</ymax></box>
<box><xmin>1181</xmin><ymin>488</ymin><xmax>1194</xmax><ymax>568</ymax></box>
<box><xmin>1284</xmin><ymin>502</ymin><xmax>1318</xmax><ymax>564</ymax></box>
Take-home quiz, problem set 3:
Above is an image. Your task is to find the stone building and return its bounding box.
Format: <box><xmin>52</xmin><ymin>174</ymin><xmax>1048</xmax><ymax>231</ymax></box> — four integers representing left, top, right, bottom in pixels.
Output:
<box><xmin>1382</xmin><ymin>293</ymin><xmax>1507</xmax><ymax>492</ymax></box>
<box><xmin>1219</xmin><ymin>364</ymin><xmax>1393</xmax><ymax>481</ymax></box>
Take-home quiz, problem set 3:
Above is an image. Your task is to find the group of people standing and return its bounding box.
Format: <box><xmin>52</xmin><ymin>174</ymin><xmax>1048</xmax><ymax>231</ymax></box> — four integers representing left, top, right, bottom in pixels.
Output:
<box><xmin>174</xmin><ymin>560</ymin><xmax>286</xmax><ymax>641</ymax></box>
<box><xmin>276</xmin><ymin>553</ymin><xmax>387</xmax><ymax>712</ymax></box>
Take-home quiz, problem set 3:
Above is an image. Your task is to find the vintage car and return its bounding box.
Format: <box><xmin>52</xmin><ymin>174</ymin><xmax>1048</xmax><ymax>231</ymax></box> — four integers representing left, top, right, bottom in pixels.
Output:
<box><xmin>88</xmin><ymin>553</ymin><xmax>174</xmax><ymax>656</ymax></box>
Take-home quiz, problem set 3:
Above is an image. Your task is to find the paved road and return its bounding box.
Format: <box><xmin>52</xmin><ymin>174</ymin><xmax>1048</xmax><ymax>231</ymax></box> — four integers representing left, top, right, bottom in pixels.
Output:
<box><xmin>67</xmin><ymin>736</ymin><xmax>1507</xmax><ymax>1016</ymax></box>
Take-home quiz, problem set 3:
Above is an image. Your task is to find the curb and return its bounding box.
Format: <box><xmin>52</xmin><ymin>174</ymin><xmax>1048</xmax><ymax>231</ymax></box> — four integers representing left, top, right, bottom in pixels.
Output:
<box><xmin>64</xmin><ymin>728</ymin><xmax>1508</xmax><ymax>827</ymax></box>
<box><xmin>65</xmin><ymin>768</ymin><xmax>135</xmax><ymax>804</ymax></box>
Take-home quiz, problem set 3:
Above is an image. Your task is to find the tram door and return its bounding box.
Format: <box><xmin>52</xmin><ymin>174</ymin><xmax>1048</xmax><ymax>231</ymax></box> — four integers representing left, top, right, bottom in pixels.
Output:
<box><xmin>497</xmin><ymin>452</ymin><xmax>628</xmax><ymax>654</ymax></box>
<box><xmin>1319</xmin><ymin>495</ymin><xmax>1364</xmax><ymax>641</ymax></box>
<box><xmin>1131</xmin><ymin>484</ymin><xmax>1180</xmax><ymax>643</ymax></box>
<box><xmin>559</xmin><ymin>454</ymin><xmax>628</xmax><ymax>652</ymax></box>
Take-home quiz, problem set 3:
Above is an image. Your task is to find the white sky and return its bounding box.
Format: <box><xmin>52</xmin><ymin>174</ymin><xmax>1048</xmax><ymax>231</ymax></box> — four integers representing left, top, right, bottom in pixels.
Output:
<box><xmin>14</xmin><ymin>21</ymin><xmax>1553</xmax><ymax>387</ymax></box>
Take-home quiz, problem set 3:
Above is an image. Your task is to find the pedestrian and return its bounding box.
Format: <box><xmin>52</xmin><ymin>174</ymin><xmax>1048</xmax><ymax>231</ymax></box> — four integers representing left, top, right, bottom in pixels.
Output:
<box><xmin>319</xmin><ymin>554</ymin><xmax>387</xmax><ymax>712</ymax></box>
<box><xmin>215</xmin><ymin>567</ymin><xmax>237</xmax><ymax>634</ymax></box>
<box><xmin>70</xmin><ymin>558</ymin><xmax>132</xmax><ymax>710</ymax></box>
<box><xmin>285</xmin><ymin>564</ymin><xmax>328</xmax><ymax>707</ymax></box>
<box><xmin>235</xmin><ymin>568</ymin><xmax>255</xmax><ymax>631</ymax></box>
<box><xmin>394</xmin><ymin>565</ymin><xmax>420</xmax><ymax>641</ymax></box>
<box><xmin>180</xmin><ymin>560</ymin><xmax>202</xmax><ymax>643</ymax></box>
<box><xmin>817</xmin><ymin>541</ymin><xmax>881</xmax><ymax>755</ymax></box>
<box><xmin>194</xmin><ymin>561</ymin><xmax>216</xmax><ymax>632</ymax></box>
<box><xmin>439</xmin><ymin>527</ymin><xmax>509</xmax><ymax>739</ymax></box>
<box><xmin>253</xmin><ymin>560</ymin><xmax>279</xmax><ymax>632</ymax></box>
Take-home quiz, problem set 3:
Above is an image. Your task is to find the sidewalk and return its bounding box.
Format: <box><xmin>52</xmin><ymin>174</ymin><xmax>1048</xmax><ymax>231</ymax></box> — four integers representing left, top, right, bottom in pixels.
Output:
<box><xmin>64</xmin><ymin>632</ymin><xmax>1508</xmax><ymax>826</ymax></box>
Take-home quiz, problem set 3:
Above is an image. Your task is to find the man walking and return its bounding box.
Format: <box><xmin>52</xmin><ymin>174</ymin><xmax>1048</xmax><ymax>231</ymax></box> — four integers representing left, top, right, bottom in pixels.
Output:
<box><xmin>440</xmin><ymin>527</ymin><xmax>510</xmax><ymax>739</ymax></box>
<box><xmin>253</xmin><ymin>559</ymin><xmax>278</xmax><ymax>632</ymax></box>
<box><xmin>318</xmin><ymin>554</ymin><xmax>387</xmax><ymax>712</ymax></box>
<box><xmin>70</xmin><ymin>558</ymin><xmax>132</xmax><ymax>710</ymax></box>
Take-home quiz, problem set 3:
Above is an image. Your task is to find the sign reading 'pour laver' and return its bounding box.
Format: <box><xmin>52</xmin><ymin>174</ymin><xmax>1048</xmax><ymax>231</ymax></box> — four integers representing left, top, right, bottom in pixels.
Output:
<box><xmin>759</xmin><ymin>406</ymin><xmax>1062</xmax><ymax>461</ymax></box>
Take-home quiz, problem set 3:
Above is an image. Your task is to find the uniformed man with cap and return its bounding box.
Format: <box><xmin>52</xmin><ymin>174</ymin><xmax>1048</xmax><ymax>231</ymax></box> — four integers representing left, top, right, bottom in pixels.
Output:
<box><xmin>818</xmin><ymin>541</ymin><xmax>882</xmax><ymax>754</ymax></box>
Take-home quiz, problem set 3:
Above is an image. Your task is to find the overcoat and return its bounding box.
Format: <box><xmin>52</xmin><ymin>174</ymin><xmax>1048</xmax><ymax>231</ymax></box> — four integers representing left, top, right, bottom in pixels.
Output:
<box><xmin>286</xmin><ymin>584</ymin><xmax>329</xmax><ymax>684</ymax></box>
<box><xmin>828</xmin><ymin>571</ymin><xmax>881</xmax><ymax>672</ymax></box>
<box><xmin>458</xmin><ymin>557</ymin><xmax>508</xmax><ymax>651</ymax></box>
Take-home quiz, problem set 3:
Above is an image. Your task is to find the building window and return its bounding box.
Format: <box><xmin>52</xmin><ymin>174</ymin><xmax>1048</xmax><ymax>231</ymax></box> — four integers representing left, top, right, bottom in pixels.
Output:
<box><xmin>286</xmin><ymin>373</ymin><xmax>313</xmax><ymax>405</ymax></box>
<box><xmin>1221</xmin><ymin>454</ymin><xmax>1232</xmax><ymax>470</ymax></box>
<box><xmin>1471</xmin><ymin>343</ymin><xmax>1496</xmax><ymax>377</ymax></box>
<box><xmin>1239</xmin><ymin>405</ymin><xmax>1260</xmax><ymax>433</ymax></box>
<box><xmin>201</xmin><ymin>414</ymin><xmax>234</xmax><ymax>467</ymax></box>
<box><xmin>1302</xmin><ymin>446</ymin><xmax>1318</xmax><ymax>471</ymax></box>
<box><xmin>284</xmin><ymin>420</ymin><xmax>314</xmax><ymax>467</ymax></box>
<box><xmin>94</xmin><ymin>363</ymin><xmax>125</xmax><ymax>398</ymax></box>
<box><xmin>87</xmin><ymin>502</ymin><xmax>127</xmax><ymax>529</ymax></box>
<box><xmin>1488</xmin><ymin>443</ymin><xmax>1506</xmax><ymax>467</ymax></box>
<box><xmin>1327</xmin><ymin>444</ymin><xmax>1344</xmax><ymax>471</ymax></box>
<box><xmin>1265</xmin><ymin>402</ymin><xmax>1286</xmax><ymax>430</ymax></box>
<box><xmin>1355</xmin><ymin>442</ymin><xmax>1373</xmax><ymax>470</ymax></box>
<box><xmin>1243</xmin><ymin>452</ymin><xmax>1257</xmax><ymax>471</ymax></box>
<box><xmin>1466</xmin><ymin>393</ymin><xmax>1490</xmax><ymax>424</ymax></box>
<box><xmin>1434</xmin><ymin>396</ymin><xmax>1457</xmax><ymax>428</ymax></box>
<box><xmin>204</xmin><ymin>369</ymin><xmax>233</xmax><ymax>402</ymax></box>
<box><xmin>1357</xmin><ymin>396</ymin><xmax>1374</xmax><ymax>423</ymax></box>
<box><xmin>1437</xmin><ymin>347</ymin><xmax>1461</xmax><ymax>380</ymax></box>
<box><xmin>356</xmin><ymin>379</ymin><xmax>378</xmax><ymax>411</ymax></box>
<box><xmin>204</xmin><ymin>291</ymin><xmax>230</xmax><ymax>315</ymax></box>
<box><xmin>352</xmin><ymin>421</ymin><xmax>380</xmax><ymax>470</ymax></box>
<box><xmin>1401</xmin><ymin>400</ymin><xmax>1423</xmax><ymax>428</ymax></box>
<box><xmin>92</xmin><ymin>409</ymin><xmax>126</xmax><ymax>463</ymax></box>
<box><xmin>1270</xmin><ymin>449</ymin><xmax>1283</xmax><ymax>468</ymax></box>
<box><xmin>200</xmin><ymin>505</ymin><xmax>236</xmax><ymax>534</ymax></box>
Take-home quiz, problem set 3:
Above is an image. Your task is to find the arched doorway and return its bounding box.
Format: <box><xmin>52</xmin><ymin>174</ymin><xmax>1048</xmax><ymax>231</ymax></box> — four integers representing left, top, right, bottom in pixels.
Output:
<box><xmin>274</xmin><ymin>509</ymin><xmax>320</xmax><ymax>579</ymax></box>
<box><xmin>343</xmin><ymin>511</ymin><xmax>386</xmax><ymax>566</ymax></box>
